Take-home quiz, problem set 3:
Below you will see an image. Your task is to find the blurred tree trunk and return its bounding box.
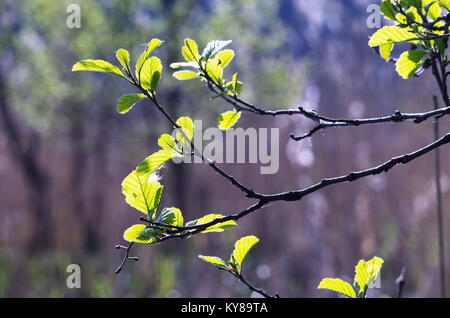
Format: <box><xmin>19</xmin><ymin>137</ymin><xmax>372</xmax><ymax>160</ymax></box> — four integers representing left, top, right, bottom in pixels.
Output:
<box><xmin>0</xmin><ymin>72</ymin><xmax>52</xmax><ymax>251</ymax></box>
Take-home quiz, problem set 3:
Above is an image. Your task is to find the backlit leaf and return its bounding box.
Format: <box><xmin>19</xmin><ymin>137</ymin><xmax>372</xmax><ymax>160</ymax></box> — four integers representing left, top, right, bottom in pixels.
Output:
<box><xmin>158</xmin><ymin>134</ymin><xmax>179</xmax><ymax>152</ymax></box>
<box><xmin>156</xmin><ymin>207</ymin><xmax>184</xmax><ymax>228</ymax></box>
<box><xmin>175</xmin><ymin>116</ymin><xmax>194</xmax><ymax>149</ymax></box>
<box><xmin>380</xmin><ymin>43</ymin><xmax>394</xmax><ymax>62</ymax></box>
<box><xmin>230</xmin><ymin>235</ymin><xmax>259</xmax><ymax>273</ymax></box>
<box><xmin>173</xmin><ymin>70</ymin><xmax>200</xmax><ymax>80</ymax></box>
<box><xmin>135</xmin><ymin>38</ymin><xmax>163</xmax><ymax>79</ymax></box>
<box><xmin>182</xmin><ymin>38</ymin><xmax>199</xmax><ymax>62</ymax></box>
<box><xmin>205</xmin><ymin>59</ymin><xmax>223</xmax><ymax>84</ymax></box>
<box><xmin>369</xmin><ymin>26</ymin><xmax>415</xmax><ymax>47</ymax></box>
<box><xmin>137</xmin><ymin>150</ymin><xmax>177</xmax><ymax>177</ymax></box>
<box><xmin>72</xmin><ymin>59</ymin><xmax>125</xmax><ymax>78</ymax></box>
<box><xmin>218</xmin><ymin>110</ymin><xmax>241</xmax><ymax>130</ymax></box>
<box><xmin>140</xmin><ymin>56</ymin><xmax>162</xmax><ymax>92</ymax></box>
<box><xmin>202</xmin><ymin>40</ymin><xmax>232</xmax><ymax>60</ymax></box>
<box><xmin>121</xmin><ymin>171</ymin><xmax>163</xmax><ymax>217</ymax></box>
<box><xmin>116</xmin><ymin>94</ymin><xmax>146</xmax><ymax>114</ymax></box>
<box><xmin>354</xmin><ymin>256</ymin><xmax>384</xmax><ymax>293</ymax></box>
<box><xmin>116</xmin><ymin>48</ymin><xmax>131</xmax><ymax>74</ymax></box>
<box><xmin>318</xmin><ymin>278</ymin><xmax>357</xmax><ymax>298</ymax></box>
<box><xmin>214</xmin><ymin>50</ymin><xmax>235</xmax><ymax>68</ymax></box>
<box><xmin>198</xmin><ymin>255</ymin><xmax>228</xmax><ymax>268</ymax></box>
<box><xmin>123</xmin><ymin>224</ymin><xmax>158</xmax><ymax>244</ymax></box>
<box><xmin>395</xmin><ymin>50</ymin><xmax>427</xmax><ymax>79</ymax></box>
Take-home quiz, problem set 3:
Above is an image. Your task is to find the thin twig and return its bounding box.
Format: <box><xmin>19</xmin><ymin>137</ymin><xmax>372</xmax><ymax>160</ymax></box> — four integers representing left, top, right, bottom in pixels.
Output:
<box><xmin>396</xmin><ymin>267</ymin><xmax>406</xmax><ymax>298</ymax></box>
<box><xmin>115</xmin><ymin>242</ymin><xmax>137</xmax><ymax>274</ymax></box>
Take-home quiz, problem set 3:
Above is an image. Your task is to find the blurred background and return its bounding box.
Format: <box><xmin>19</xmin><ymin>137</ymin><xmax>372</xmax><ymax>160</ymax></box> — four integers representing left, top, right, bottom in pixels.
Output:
<box><xmin>0</xmin><ymin>0</ymin><xmax>449</xmax><ymax>297</ymax></box>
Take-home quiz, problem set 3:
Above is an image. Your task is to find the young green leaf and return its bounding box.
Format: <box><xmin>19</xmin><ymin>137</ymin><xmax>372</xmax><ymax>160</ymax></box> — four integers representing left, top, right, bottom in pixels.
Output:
<box><xmin>202</xmin><ymin>40</ymin><xmax>232</xmax><ymax>61</ymax></box>
<box><xmin>137</xmin><ymin>149</ymin><xmax>178</xmax><ymax>177</ymax></box>
<box><xmin>198</xmin><ymin>255</ymin><xmax>228</xmax><ymax>268</ymax></box>
<box><xmin>354</xmin><ymin>256</ymin><xmax>384</xmax><ymax>293</ymax></box>
<box><xmin>169</xmin><ymin>61</ymin><xmax>200</xmax><ymax>69</ymax></box>
<box><xmin>173</xmin><ymin>70</ymin><xmax>200</xmax><ymax>80</ymax></box>
<box><xmin>175</xmin><ymin>116</ymin><xmax>194</xmax><ymax>148</ymax></box>
<box><xmin>205</xmin><ymin>59</ymin><xmax>224</xmax><ymax>84</ymax></box>
<box><xmin>182</xmin><ymin>38</ymin><xmax>200</xmax><ymax>62</ymax></box>
<box><xmin>230</xmin><ymin>236</ymin><xmax>259</xmax><ymax>273</ymax></box>
<box><xmin>135</xmin><ymin>38</ymin><xmax>163</xmax><ymax>79</ymax></box>
<box><xmin>380</xmin><ymin>0</ymin><xmax>397</xmax><ymax>21</ymax></box>
<box><xmin>123</xmin><ymin>224</ymin><xmax>158</xmax><ymax>244</ymax></box>
<box><xmin>423</xmin><ymin>0</ymin><xmax>442</xmax><ymax>19</ymax></box>
<box><xmin>72</xmin><ymin>59</ymin><xmax>125</xmax><ymax>78</ymax></box>
<box><xmin>318</xmin><ymin>278</ymin><xmax>357</xmax><ymax>298</ymax></box>
<box><xmin>156</xmin><ymin>207</ymin><xmax>184</xmax><ymax>228</ymax></box>
<box><xmin>116</xmin><ymin>94</ymin><xmax>146</xmax><ymax>114</ymax></box>
<box><xmin>214</xmin><ymin>50</ymin><xmax>235</xmax><ymax>68</ymax></box>
<box><xmin>439</xmin><ymin>0</ymin><xmax>450</xmax><ymax>11</ymax></box>
<box><xmin>140</xmin><ymin>56</ymin><xmax>162</xmax><ymax>93</ymax></box>
<box><xmin>121</xmin><ymin>171</ymin><xmax>163</xmax><ymax>217</ymax></box>
<box><xmin>186</xmin><ymin>214</ymin><xmax>237</xmax><ymax>233</ymax></box>
<box><xmin>368</xmin><ymin>26</ymin><xmax>415</xmax><ymax>47</ymax></box>
<box><xmin>379</xmin><ymin>43</ymin><xmax>394</xmax><ymax>62</ymax></box>
<box><xmin>395</xmin><ymin>50</ymin><xmax>427</xmax><ymax>79</ymax></box>
<box><xmin>116</xmin><ymin>48</ymin><xmax>131</xmax><ymax>74</ymax></box>
<box><xmin>218</xmin><ymin>110</ymin><xmax>241</xmax><ymax>130</ymax></box>
<box><xmin>225</xmin><ymin>73</ymin><xmax>243</xmax><ymax>96</ymax></box>
<box><xmin>158</xmin><ymin>134</ymin><xmax>179</xmax><ymax>152</ymax></box>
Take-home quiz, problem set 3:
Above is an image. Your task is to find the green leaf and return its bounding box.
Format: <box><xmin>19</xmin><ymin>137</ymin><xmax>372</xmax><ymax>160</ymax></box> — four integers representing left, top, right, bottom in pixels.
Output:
<box><xmin>423</xmin><ymin>0</ymin><xmax>441</xmax><ymax>19</ymax></box>
<box><xmin>173</xmin><ymin>70</ymin><xmax>200</xmax><ymax>80</ymax></box>
<box><xmin>186</xmin><ymin>214</ymin><xmax>237</xmax><ymax>233</ymax></box>
<box><xmin>380</xmin><ymin>43</ymin><xmax>394</xmax><ymax>62</ymax></box>
<box><xmin>123</xmin><ymin>224</ymin><xmax>158</xmax><ymax>244</ymax></box>
<box><xmin>140</xmin><ymin>56</ymin><xmax>162</xmax><ymax>93</ymax></box>
<box><xmin>439</xmin><ymin>0</ymin><xmax>450</xmax><ymax>11</ymax></box>
<box><xmin>368</xmin><ymin>26</ymin><xmax>415</xmax><ymax>47</ymax></box>
<box><xmin>135</xmin><ymin>38</ymin><xmax>163</xmax><ymax>79</ymax></box>
<box><xmin>318</xmin><ymin>278</ymin><xmax>357</xmax><ymax>298</ymax></box>
<box><xmin>116</xmin><ymin>49</ymin><xmax>131</xmax><ymax>74</ymax></box>
<box><xmin>116</xmin><ymin>94</ymin><xmax>146</xmax><ymax>114</ymax></box>
<box><xmin>170</xmin><ymin>61</ymin><xmax>200</xmax><ymax>69</ymax></box>
<box><xmin>354</xmin><ymin>256</ymin><xmax>384</xmax><ymax>293</ymax></box>
<box><xmin>205</xmin><ymin>59</ymin><xmax>223</xmax><ymax>84</ymax></box>
<box><xmin>380</xmin><ymin>0</ymin><xmax>398</xmax><ymax>21</ymax></box>
<box><xmin>156</xmin><ymin>207</ymin><xmax>184</xmax><ymax>228</ymax></box>
<box><xmin>214</xmin><ymin>50</ymin><xmax>235</xmax><ymax>68</ymax></box>
<box><xmin>198</xmin><ymin>255</ymin><xmax>228</xmax><ymax>268</ymax></box>
<box><xmin>121</xmin><ymin>170</ymin><xmax>163</xmax><ymax>217</ymax></box>
<box><xmin>182</xmin><ymin>38</ymin><xmax>200</xmax><ymax>62</ymax></box>
<box><xmin>395</xmin><ymin>50</ymin><xmax>427</xmax><ymax>79</ymax></box>
<box><xmin>230</xmin><ymin>235</ymin><xmax>259</xmax><ymax>273</ymax></box>
<box><xmin>137</xmin><ymin>149</ymin><xmax>178</xmax><ymax>177</ymax></box>
<box><xmin>158</xmin><ymin>134</ymin><xmax>179</xmax><ymax>152</ymax></box>
<box><xmin>218</xmin><ymin>110</ymin><xmax>241</xmax><ymax>130</ymax></box>
<box><xmin>175</xmin><ymin>116</ymin><xmax>194</xmax><ymax>149</ymax></box>
<box><xmin>232</xmin><ymin>73</ymin><xmax>238</xmax><ymax>91</ymax></box>
<box><xmin>202</xmin><ymin>40</ymin><xmax>232</xmax><ymax>61</ymax></box>
<box><xmin>225</xmin><ymin>74</ymin><xmax>243</xmax><ymax>96</ymax></box>
<box><xmin>72</xmin><ymin>59</ymin><xmax>125</xmax><ymax>78</ymax></box>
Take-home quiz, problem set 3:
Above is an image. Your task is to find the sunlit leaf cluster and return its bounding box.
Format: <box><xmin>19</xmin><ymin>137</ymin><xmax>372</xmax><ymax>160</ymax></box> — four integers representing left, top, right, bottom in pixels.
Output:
<box><xmin>369</xmin><ymin>0</ymin><xmax>450</xmax><ymax>78</ymax></box>
<box><xmin>318</xmin><ymin>256</ymin><xmax>384</xmax><ymax>298</ymax></box>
